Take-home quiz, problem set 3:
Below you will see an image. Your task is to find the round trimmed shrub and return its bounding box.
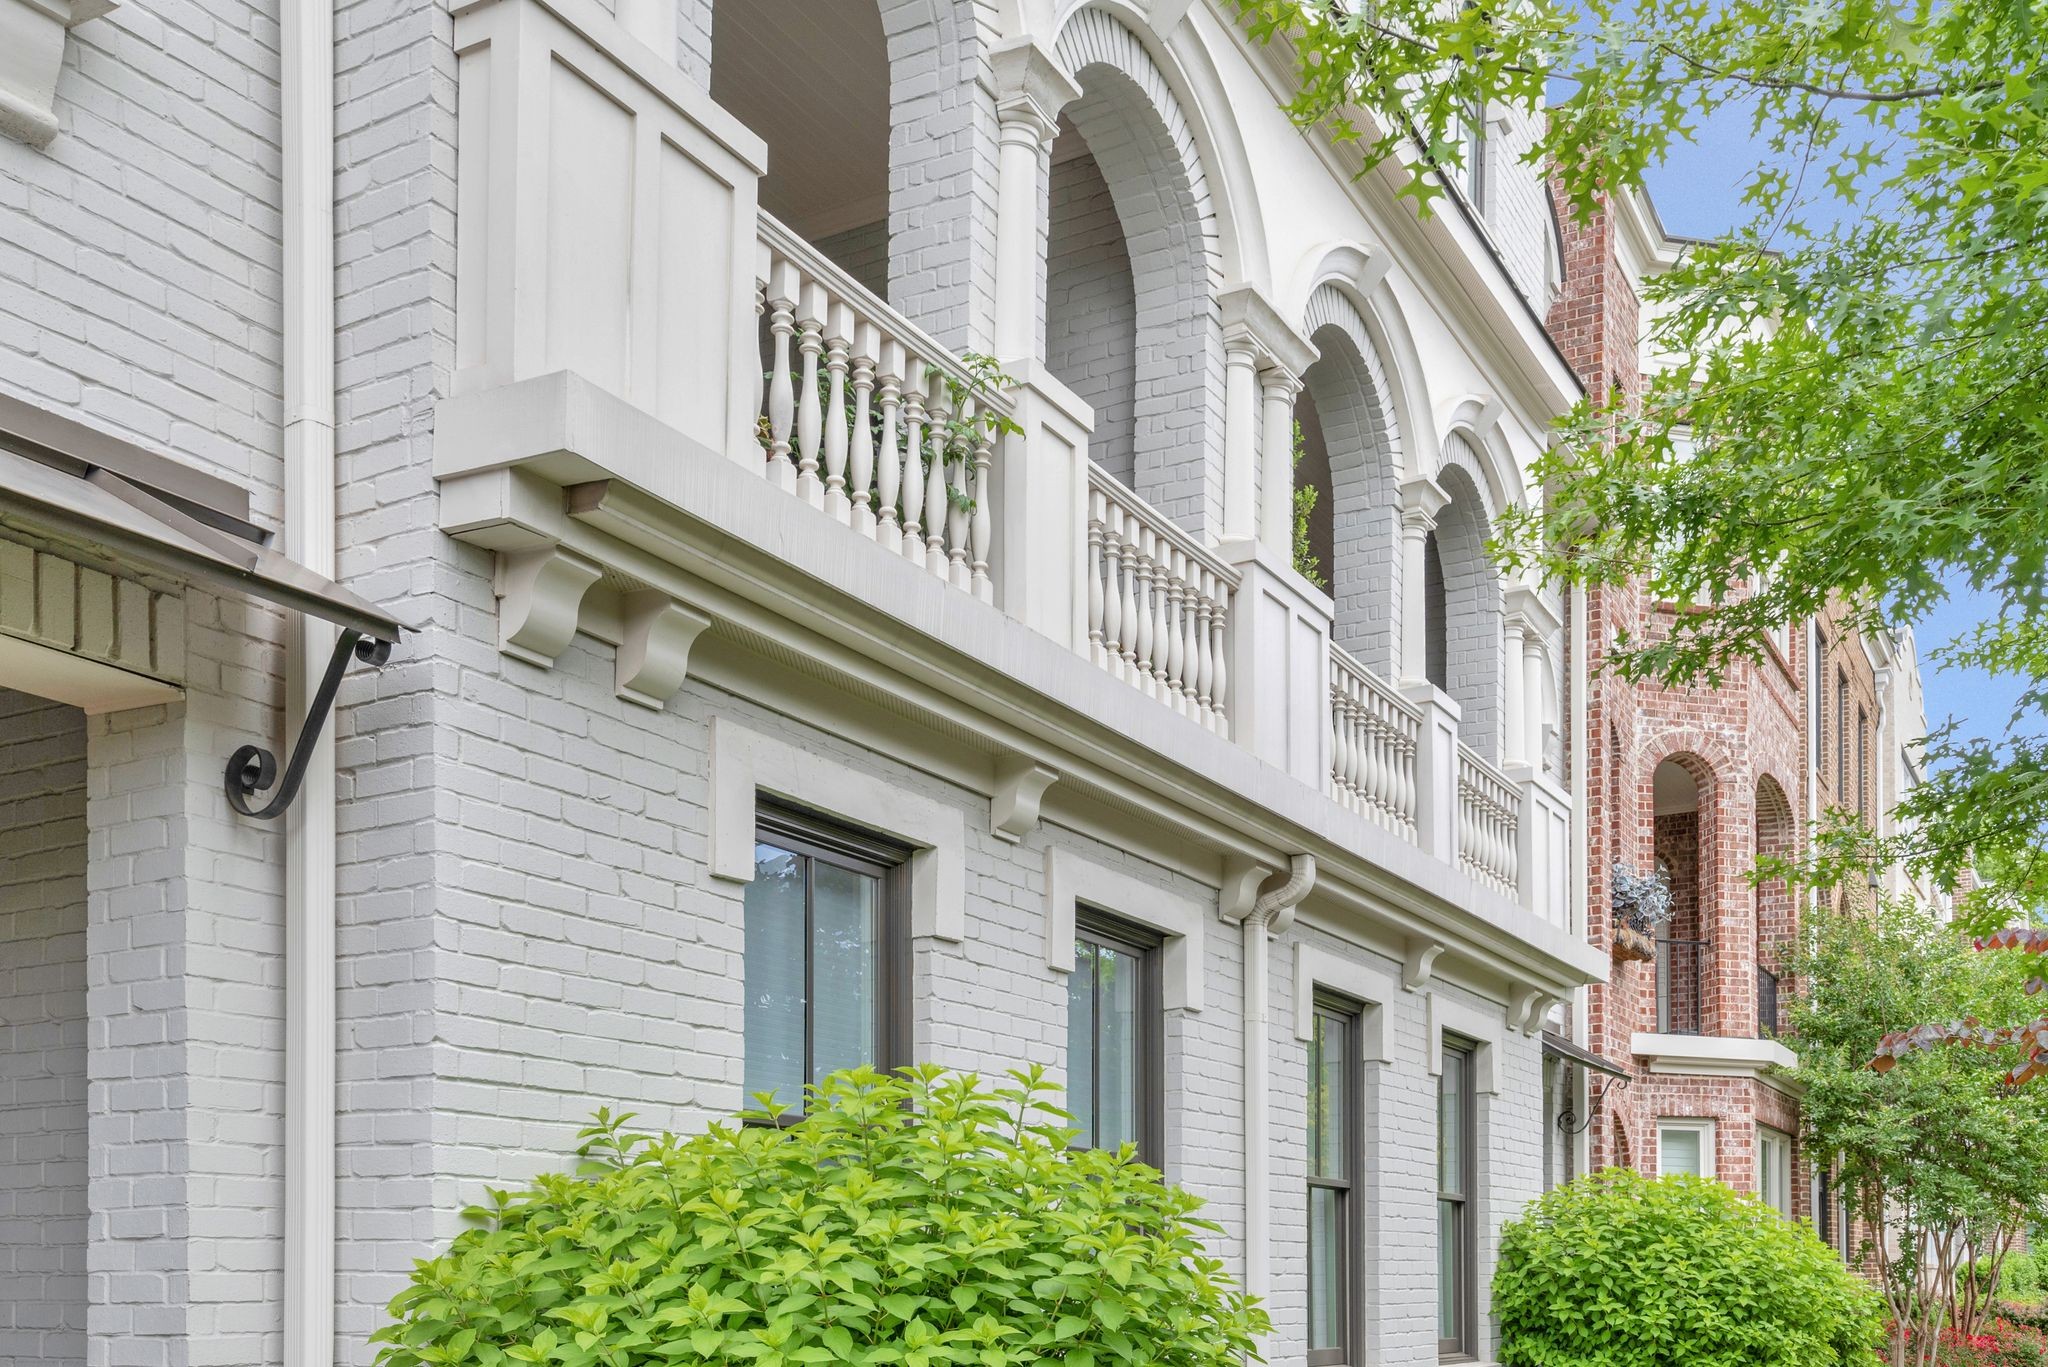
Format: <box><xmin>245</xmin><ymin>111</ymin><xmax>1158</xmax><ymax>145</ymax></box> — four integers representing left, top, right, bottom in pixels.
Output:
<box><xmin>370</xmin><ymin>1066</ymin><xmax>1266</xmax><ymax>1367</ymax></box>
<box><xmin>1493</xmin><ymin>1168</ymin><xmax>1883</xmax><ymax>1367</ymax></box>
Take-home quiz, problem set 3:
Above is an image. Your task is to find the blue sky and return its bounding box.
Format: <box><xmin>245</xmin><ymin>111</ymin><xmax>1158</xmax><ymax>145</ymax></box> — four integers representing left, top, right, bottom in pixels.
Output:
<box><xmin>1640</xmin><ymin>121</ymin><xmax>2017</xmax><ymax>757</ymax></box>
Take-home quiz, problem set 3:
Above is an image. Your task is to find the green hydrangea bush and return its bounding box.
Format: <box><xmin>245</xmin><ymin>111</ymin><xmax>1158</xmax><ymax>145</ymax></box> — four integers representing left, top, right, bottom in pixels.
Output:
<box><xmin>370</xmin><ymin>1066</ymin><xmax>1267</xmax><ymax>1367</ymax></box>
<box><xmin>1493</xmin><ymin>1169</ymin><xmax>1883</xmax><ymax>1367</ymax></box>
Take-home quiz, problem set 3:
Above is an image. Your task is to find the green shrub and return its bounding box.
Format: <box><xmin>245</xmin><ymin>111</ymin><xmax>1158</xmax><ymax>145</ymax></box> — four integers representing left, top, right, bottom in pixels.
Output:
<box><xmin>370</xmin><ymin>1066</ymin><xmax>1266</xmax><ymax>1367</ymax></box>
<box><xmin>1493</xmin><ymin>1168</ymin><xmax>1883</xmax><ymax>1367</ymax></box>
<box><xmin>2002</xmin><ymin>1250</ymin><xmax>2044</xmax><ymax>1304</ymax></box>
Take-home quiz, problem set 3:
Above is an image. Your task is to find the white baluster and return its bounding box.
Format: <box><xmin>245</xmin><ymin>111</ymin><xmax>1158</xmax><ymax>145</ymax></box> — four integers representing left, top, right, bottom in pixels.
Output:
<box><xmin>1131</xmin><ymin>528</ymin><xmax>1155</xmax><ymax>697</ymax></box>
<box><xmin>1208</xmin><ymin>572</ymin><xmax>1229</xmax><ymax>735</ymax></box>
<box><xmin>876</xmin><ymin>341</ymin><xmax>905</xmax><ymax>553</ymax></box>
<box><xmin>1102</xmin><ymin>502</ymin><xmax>1125</xmax><ymax>681</ymax></box>
<box><xmin>1194</xmin><ymin>585</ymin><xmax>1215</xmax><ymax>722</ymax></box>
<box><xmin>924</xmin><ymin>371</ymin><xmax>951</xmax><ymax>580</ymax></box>
<box><xmin>1330</xmin><ymin>688</ymin><xmax>1351</xmax><ymax>804</ymax></box>
<box><xmin>949</xmin><ymin>397</ymin><xmax>974</xmax><ymax>591</ymax></box>
<box><xmin>753</xmin><ymin>273</ymin><xmax>767</xmax><ymax>454</ymax></box>
<box><xmin>822</xmin><ymin>301</ymin><xmax>852</xmax><ymax>523</ymax></box>
<box><xmin>1087</xmin><ymin>489</ymin><xmax>1108</xmax><ymax>668</ymax></box>
<box><xmin>795</xmin><ymin>281</ymin><xmax>826</xmax><ymax>507</ymax></box>
<box><xmin>1116</xmin><ymin>512</ymin><xmax>1139</xmax><ymax>682</ymax></box>
<box><xmin>849</xmin><ymin>322</ymin><xmax>879</xmax><ymax>540</ymax></box>
<box><xmin>900</xmin><ymin>361</ymin><xmax>927</xmax><ymax>567</ymax></box>
<box><xmin>1178</xmin><ymin>552</ymin><xmax>1199</xmax><ymax>712</ymax></box>
<box><xmin>765</xmin><ymin>260</ymin><xmax>798</xmax><ymax>492</ymax></box>
<box><xmin>970</xmin><ymin>423</ymin><xmax>993</xmax><ymax>603</ymax></box>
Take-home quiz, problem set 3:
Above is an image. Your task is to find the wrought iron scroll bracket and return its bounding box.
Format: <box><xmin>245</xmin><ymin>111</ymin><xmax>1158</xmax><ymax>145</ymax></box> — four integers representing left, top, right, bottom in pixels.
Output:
<box><xmin>1557</xmin><ymin>1070</ymin><xmax>1632</xmax><ymax>1137</ymax></box>
<box><xmin>224</xmin><ymin>629</ymin><xmax>393</xmax><ymax>820</ymax></box>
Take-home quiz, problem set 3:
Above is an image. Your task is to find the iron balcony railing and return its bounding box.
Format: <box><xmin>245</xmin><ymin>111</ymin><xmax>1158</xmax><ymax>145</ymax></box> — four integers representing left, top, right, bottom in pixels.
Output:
<box><xmin>1656</xmin><ymin>938</ymin><xmax>1708</xmax><ymax>1036</ymax></box>
<box><xmin>1757</xmin><ymin>965</ymin><xmax>1781</xmax><ymax>1038</ymax></box>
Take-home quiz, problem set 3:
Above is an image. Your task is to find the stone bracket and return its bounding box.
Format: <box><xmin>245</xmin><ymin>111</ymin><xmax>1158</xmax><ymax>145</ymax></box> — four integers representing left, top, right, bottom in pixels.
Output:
<box><xmin>990</xmin><ymin>756</ymin><xmax>1059</xmax><ymax>842</ymax></box>
<box><xmin>1218</xmin><ymin>853</ymin><xmax>1278</xmax><ymax>924</ymax></box>
<box><xmin>615</xmin><ymin>590</ymin><xmax>712</xmax><ymax>710</ymax></box>
<box><xmin>1403</xmin><ymin>937</ymin><xmax>1445</xmax><ymax>992</ymax></box>
<box><xmin>495</xmin><ymin>544</ymin><xmax>601</xmax><ymax>668</ymax></box>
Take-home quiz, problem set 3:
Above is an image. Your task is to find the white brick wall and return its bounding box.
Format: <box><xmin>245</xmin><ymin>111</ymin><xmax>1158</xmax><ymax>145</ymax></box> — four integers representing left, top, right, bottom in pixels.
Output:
<box><xmin>1045</xmin><ymin>136</ymin><xmax>1138</xmax><ymax>489</ymax></box>
<box><xmin>0</xmin><ymin>691</ymin><xmax>89</xmax><ymax>1367</ymax></box>
<box><xmin>0</xmin><ymin>0</ymin><xmax>284</xmax><ymax>522</ymax></box>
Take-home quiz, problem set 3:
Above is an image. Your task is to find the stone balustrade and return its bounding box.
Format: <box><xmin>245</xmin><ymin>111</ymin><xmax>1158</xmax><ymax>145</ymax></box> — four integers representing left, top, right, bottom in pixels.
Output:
<box><xmin>1457</xmin><ymin>742</ymin><xmax>1522</xmax><ymax>896</ymax></box>
<box><xmin>1329</xmin><ymin>645</ymin><xmax>1420</xmax><ymax>840</ymax></box>
<box><xmin>754</xmin><ymin>216</ymin><xmax>1006</xmax><ymax>603</ymax></box>
<box><xmin>1085</xmin><ymin>465</ymin><xmax>1238</xmax><ymax>735</ymax></box>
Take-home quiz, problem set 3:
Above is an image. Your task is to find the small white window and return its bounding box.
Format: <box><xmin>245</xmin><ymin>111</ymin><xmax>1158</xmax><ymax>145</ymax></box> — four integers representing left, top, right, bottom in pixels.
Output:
<box><xmin>1658</xmin><ymin>1119</ymin><xmax>1715</xmax><ymax>1178</ymax></box>
<box><xmin>1758</xmin><ymin>1126</ymin><xmax>1793</xmax><ymax>1216</ymax></box>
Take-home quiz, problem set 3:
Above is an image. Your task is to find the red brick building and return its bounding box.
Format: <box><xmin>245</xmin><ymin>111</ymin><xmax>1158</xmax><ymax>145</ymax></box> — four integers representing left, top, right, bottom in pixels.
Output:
<box><xmin>1548</xmin><ymin>188</ymin><xmax>1811</xmax><ymax>1217</ymax></box>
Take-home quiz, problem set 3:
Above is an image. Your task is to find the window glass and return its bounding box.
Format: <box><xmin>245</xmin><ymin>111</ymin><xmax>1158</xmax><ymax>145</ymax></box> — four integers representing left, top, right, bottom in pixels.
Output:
<box><xmin>743</xmin><ymin>813</ymin><xmax>902</xmax><ymax>1117</ymax></box>
<box><xmin>1759</xmin><ymin>1127</ymin><xmax>1793</xmax><ymax>1215</ymax></box>
<box><xmin>1659</xmin><ymin>1124</ymin><xmax>1704</xmax><ymax>1177</ymax></box>
<box><xmin>1069</xmin><ymin>916</ymin><xmax>1159</xmax><ymax>1160</ymax></box>
<box><xmin>1308</xmin><ymin>1002</ymin><xmax>1358</xmax><ymax>1365</ymax></box>
<box><xmin>1438</xmin><ymin>1042</ymin><xmax>1474</xmax><ymax>1358</ymax></box>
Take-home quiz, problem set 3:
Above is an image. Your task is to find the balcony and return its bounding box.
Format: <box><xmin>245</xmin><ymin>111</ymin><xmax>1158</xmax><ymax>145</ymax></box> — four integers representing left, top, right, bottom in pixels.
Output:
<box><xmin>432</xmin><ymin>0</ymin><xmax>1582</xmax><ymax>955</ymax></box>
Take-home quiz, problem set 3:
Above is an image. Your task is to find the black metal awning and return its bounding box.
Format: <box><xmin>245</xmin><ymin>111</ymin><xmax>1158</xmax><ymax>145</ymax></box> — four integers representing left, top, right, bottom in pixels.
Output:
<box><xmin>1542</xmin><ymin>1029</ymin><xmax>1632</xmax><ymax>1078</ymax></box>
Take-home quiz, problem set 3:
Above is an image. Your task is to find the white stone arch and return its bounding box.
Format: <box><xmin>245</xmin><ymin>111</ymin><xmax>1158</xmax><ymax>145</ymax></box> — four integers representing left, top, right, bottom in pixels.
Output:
<box><xmin>1298</xmin><ymin>282</ymin><xmax>1407</xmax><ymax>676</ymax></box>
<box><xmin>1050</xmin><ymin>5</ymin><xmax>1226</xmax><ymax>535</ymax></box>
<box><xmin>712</xmin><ymin>0</ymin><xmax>996</xmax><ymax>346</ymax></box>
<box><xmin>1434</xmin><ymin>432</ymin><xmax>1506</xmax><ymax>760</ymax></box>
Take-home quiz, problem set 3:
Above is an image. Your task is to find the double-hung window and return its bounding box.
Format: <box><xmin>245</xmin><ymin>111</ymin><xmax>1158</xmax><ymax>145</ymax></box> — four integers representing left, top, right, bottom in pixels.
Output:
<box><xmin>1308</xmin><ymin>997</ymin><xmax>1362</xmax><ymax>1366</ymax></box>
<box><xmin>1438</xmin><ymin>1040</ymin><xmax>1477</xmax><ymax>1360</ymax></box>
<box><xmin>743</xmin><ymin>805</ymin><xmax>909</xmax><ymax>1118</ymax></box>
<box><xmin>1068</xmin><ymin>910</ymin><xmax>1163</xmax><ymax>1163</ymax></box>
<box><xmin>1759</xmin><ymin>1126</ymin><xmax>1793</xmax><ymax>1216</ymax></box>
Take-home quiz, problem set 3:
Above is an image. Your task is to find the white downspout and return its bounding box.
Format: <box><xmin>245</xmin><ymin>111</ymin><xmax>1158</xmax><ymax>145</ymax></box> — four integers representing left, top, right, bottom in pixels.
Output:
<box><xmin>1239</xmin><ymin>854</ymin><xmax>1315</xmax><ymax>1338</ymax></box>
<box><xmin>282</xmin><ymin>0</ymin><xmax>337</xmax><ymax>1359</ymax></box>
<box><xmin>1568</xmin><ymin>583</ymin><xmax>1590</xmax><ymax>1176</ymax></box>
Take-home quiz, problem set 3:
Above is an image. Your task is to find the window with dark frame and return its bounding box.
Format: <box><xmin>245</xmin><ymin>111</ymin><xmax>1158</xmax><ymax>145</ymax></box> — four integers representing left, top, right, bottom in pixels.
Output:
<box><xmin>1857</xmin><ymin>705</ymin><xmax>1868</xmax><ymax>815</ymax></box>
<box><xmin>743</xmin><ymin>804</ymin><xmax>911</xmax><ymax>1119</ymax></box>
<box><xmin>1308</xmin><ymin>996</ymin><xmax>1364</xmax><ymax>1367</ymax></box>
<box><xmin>1836</xmin><ymin>669</ymin><xmax>1848</xmax><ymax>800</ymax></box>
<box><xmin>1438</xmin><ymin>1040</ymin><xmax>1478</xmax><ymax>1361</ymax></box>
<box><xmin>1068</xmin><ymin>909</ymin><xmax>1164</xmax><ymax>1164</ymax></box>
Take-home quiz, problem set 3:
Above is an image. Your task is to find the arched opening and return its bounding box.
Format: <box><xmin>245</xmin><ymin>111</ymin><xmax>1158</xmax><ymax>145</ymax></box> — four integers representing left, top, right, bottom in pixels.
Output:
<box><xmin>1754</xmin><ymin>775</ymin><xmax>1796</xmax><ymax>1036</ymax></box>
<box><xmin>1433</xmin><ymin>451</ymin><xmax>1503</xmax><ymax>757</ymax></box>
<box><xmin>1294</xmin><ymin>291</ymin><xmax>1404</xmax><ymax>672</ymax></box>
<box><xmin>711</xmin><ymin>0</ymin><xmax>891</xmax><ymax>297</ymax></box>
<box><xmin>1290</xmin><ymin>384</ymin><xmax>1334</xmax><ymax>589</ymax></box>
<box><xmin>1653</xmin><ymin>756</ymin><xmax>1710</xmax><ymax>1036</ymax></box>
<box><xmin>1423</xmin><ymin>530</ymin><xmax>1448</xmax><ymax>692</ymax></box>
<box><xmin>1046</xmin><ymin>10</ymin><xmax>1221</xmax><ymax>534</ymax></box>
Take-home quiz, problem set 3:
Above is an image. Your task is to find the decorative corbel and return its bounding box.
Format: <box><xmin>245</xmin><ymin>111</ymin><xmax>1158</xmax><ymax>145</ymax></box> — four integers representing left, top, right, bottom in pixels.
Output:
<box><xmin>1218</xmin><ymin>854</ymin><xmax>1279</xmax><ymax>924</ymax></box>
<box><xmin>615</xmin><ymin>591</ymin><xmax>713</xmax><ymax>710</ymax></box>
<box><xmin>1403</xmin><ymin>938</ymin><xmax>1446</xmax><ymax>992</ymax></box>
<box><xmin>496</xmin><ymin>544</ymin><xmax>600</xmax><ymax>668</ymax></box>
<box><xmin>1510</xmin><ymin>985</ymin><xmax>1552</xmax><ymax>1034</ymax></box>
<box><xmin>990</xmin><ymin>757</ymin><xmax>1059</xmax><ymax>842</ymax></box>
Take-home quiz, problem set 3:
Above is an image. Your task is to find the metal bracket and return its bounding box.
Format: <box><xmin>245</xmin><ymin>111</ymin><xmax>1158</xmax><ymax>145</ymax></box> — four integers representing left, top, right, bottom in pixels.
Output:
<box><xmin>1557</xmin><ymin>1070</ymin><xmax>1632</xmax><ymax>1137</ymax></box>
<box><xmin>224</xmin><ymin>629</ymin><xmax>393</xmax><ymax>820</ymax></box>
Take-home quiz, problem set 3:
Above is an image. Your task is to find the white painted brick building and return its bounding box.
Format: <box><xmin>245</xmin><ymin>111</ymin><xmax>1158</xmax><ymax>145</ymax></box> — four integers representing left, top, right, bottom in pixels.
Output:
<box><xmin>0</xmin><ymin>3</ymin><xmax>1603</xmax><ymax>1367</ymax></box>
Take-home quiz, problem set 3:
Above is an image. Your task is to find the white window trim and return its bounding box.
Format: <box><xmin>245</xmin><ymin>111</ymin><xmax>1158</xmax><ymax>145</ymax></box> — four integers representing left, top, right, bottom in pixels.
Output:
<box><xmin>1292</xmin><ymin>942</ymin><xmax>1396</xmax><ymax>1063</ymax></box>
<box><xmin>1657</xmin><ymin>1117</ymin><xmax>1717</xmax><ymax>1178</ymax></box>
<box><xmin>708</xmin><ymin>717</ymin><xmax>966</xmax><ymax>941</ymax></box>
<box><xmin>1043</xmin><ymin>845</ymin><xmax>1206</xmax><ymax>1013</ymax></box>
<box><xmin>1426</xmin><ymin>991</ymin><xmax>1501</xmax><ymax>1095</ymax></box>
<box><xmin>1758</xmin><ymin>1124</ymin><xmax>1794</xmax><ymax>1214</ymax></box>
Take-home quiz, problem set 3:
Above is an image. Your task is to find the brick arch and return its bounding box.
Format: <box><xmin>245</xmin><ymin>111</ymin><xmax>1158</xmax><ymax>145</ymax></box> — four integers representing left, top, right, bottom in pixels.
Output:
<box><xmin>1302</xmin><ymin>284</ymin><xmax>1405</xmax><ymax>674</ymax></box>
<box><xmin>1053</xmin><ymin>7</ymin><xmax>1225</xmax><ymax>537</ymax></box>
<box><xmin>1753</xmin><ymin>773</ymin><xmax>1797</xmax><ymax>983</ymax></box>
<box><xmin>1435</xmin><ymin>439</ymin><xmax>1504</xmax><ymax>760</ymax></box>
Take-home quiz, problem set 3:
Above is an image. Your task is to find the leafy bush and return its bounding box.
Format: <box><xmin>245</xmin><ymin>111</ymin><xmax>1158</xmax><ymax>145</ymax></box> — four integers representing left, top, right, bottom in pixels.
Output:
<box><xmin>1903</xmin><ymin>1317</ymin><xmax>2048</xmax><ymax>1367</ymax></box>
<box><xmin>370</xmin><ymin>1066</ymin><xmax>1266</xmax><ymax>1367</ymax></box>
<box><xmin>1493</xmin><ymin>1168</ymin><xmax>1883</xmax><ymax>1367</ymax></box>
<box><xmin>2001</xmin><ymin>1250</ymin><xmax>2044</xmax><ymax>1305</ymax></box>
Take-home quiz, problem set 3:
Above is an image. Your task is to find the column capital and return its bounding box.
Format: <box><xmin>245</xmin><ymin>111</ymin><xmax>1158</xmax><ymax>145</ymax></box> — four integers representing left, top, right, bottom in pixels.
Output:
<box><xmin>1221</xmin><ymin>283</ymin><xmax>1318</xmax><ymax>379</ymax></box>
<box><xmin>1504</xmin><ymin>581</ymin><xmax>1563</xmax><ymax>638</ymax></box>
<box><xmin>1399</xmin><ymin>474</ymin><xmax>1449</xmax><ymax>531</ymax></box>
<box><xmin>989</xmin><ymin>38</ymin><xmax>1081</xmax><ymax>144</ymax></box>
